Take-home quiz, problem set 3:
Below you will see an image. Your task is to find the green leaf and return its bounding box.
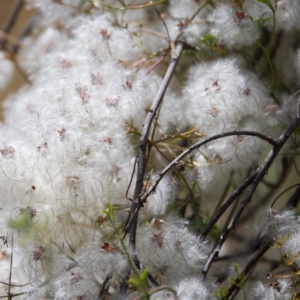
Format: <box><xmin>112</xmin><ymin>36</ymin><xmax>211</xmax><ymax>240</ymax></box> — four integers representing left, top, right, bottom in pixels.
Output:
<box><xmin>8</xmin><ymin>213</ymin><xmax>32</xmax><ymax>230</ymax></box>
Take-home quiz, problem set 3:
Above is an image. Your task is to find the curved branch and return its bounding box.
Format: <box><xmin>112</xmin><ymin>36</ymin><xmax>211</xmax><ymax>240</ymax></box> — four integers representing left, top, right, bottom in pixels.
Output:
<box><xmin>200</xmin><ymin>170</ymin><xmax>258</xmax><ymax>241</ymax></box>
<box><xmin>142</xmin><ymin>130</ymin><xmax>276</xmax><ymax>202</ymax></box>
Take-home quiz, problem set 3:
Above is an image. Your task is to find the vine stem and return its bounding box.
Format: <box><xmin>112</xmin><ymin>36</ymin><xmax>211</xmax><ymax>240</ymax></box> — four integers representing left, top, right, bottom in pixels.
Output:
<box><xmin>119</xmin><ymin>41</ymin><xmax>184</xmax><ymax>299</ymax></box>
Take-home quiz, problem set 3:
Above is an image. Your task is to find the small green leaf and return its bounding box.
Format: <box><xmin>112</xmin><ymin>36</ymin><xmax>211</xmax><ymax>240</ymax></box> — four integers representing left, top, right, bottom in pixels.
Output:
<box><xmin>8</xmin><ymin>213</ymin><xmax>32</xmax><ymax>230</ymax></box>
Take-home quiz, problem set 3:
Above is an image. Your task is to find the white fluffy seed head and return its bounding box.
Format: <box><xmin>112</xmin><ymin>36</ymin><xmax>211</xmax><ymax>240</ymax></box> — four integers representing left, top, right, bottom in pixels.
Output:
<box><xmin>271</xmin><ymin>0</ymin><xmax>300</xmax><ymax>31</ymax></box>
<box><xmin>251</xmin><ymin>279</ymin><xmax>292</xmax><ymax>300</ymax></box>
<box><xmin>166</xmin><ymin>0</ymin><xmax>210</xmax><ymax>45</ymax></box>
<box><xmin>184</xmin><ymin>57</ymin><xmax>272</xmax><ymax>135</ymax></box>
<box><xmin>183</xmin><ymin>58</ymin><xmax>275</xmax><ymax>195</ymax></box>
<box><xmin>208</xmin><ymin>2</ymin><xmax>265</xmax><ymax>49</ymax></box>
<box><xmin>136</xmin><ymin>216</ymin><xmax>208</xmax><ymax>284</ymax></box>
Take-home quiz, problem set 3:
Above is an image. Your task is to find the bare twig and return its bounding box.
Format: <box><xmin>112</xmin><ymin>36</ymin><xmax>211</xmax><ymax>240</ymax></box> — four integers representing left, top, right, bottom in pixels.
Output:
<box><xmin>98</xmin><ymin>274</ymin><xmax>112</xmax><ymax>300</ymax></box>
<box><xmin>119</xmin><ymin>41</ymin><xmax>184</xmax><ymax>298</ymax></box>
<box><xmin>146</xmin><ymin>54</ymin><xmax>167</xmax><ymax>74</ymax></box>
<box><xmin>189</xmin><ymin>0</ymin><xmax>212</xmax><ymax>22</ymax></box>
<box><xmin>202</xmin><ymin>116</ymin><xmax>300</xmax><ymax>280</ymax></box>
<box><xmin>142</xmin><ymin>130</ymin><xmax>276</xmax><ymax>203</ymax></box>
<box><xmin>200</xmin><ymin>171</ymin><xmax>258</xmax><ymax>240</ymax></box>
<box><xmin>239</xmin><ymin>156</ymin><xmax>291</xmax><ymax>225</ymax></box>
<box><xmin>271</xmin><ymin>183</ymin><xmax>300</xmax><ymax>208</ymax></box>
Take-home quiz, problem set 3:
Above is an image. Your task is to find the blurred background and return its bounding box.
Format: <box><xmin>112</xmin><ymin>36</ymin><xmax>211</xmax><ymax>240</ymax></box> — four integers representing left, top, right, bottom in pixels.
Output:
<box><xmin>0</xmin><ymin>0</ymin><xmax>35</xmax><ymax>120</ymax></box>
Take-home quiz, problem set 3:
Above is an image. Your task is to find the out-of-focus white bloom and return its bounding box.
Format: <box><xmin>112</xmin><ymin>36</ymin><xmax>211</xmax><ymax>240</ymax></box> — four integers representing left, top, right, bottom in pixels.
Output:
<box><xmin>20</xmin><ymin>27</ymin><xmax>70</xmax><ymax>75</ymax></box>
<box><xmin>0</xmin><ymin>52</ymin><xmax>14</xmax><ymax>90</ymax></box>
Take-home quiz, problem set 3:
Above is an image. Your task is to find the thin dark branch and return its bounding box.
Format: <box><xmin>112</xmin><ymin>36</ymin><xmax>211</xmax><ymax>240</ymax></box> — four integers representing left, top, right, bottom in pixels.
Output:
<box><xmin>200</xmin><ymin>171</ymin><xmax>258</xmax><ymax>240</ymax></box>
<box><xmin>226</xmin><ymin>238</ymin><xmax>272</xmax><ymax>300</ymax></box>
<box><xmin>142</xmin><ymin>130</ymin><xmax>276</xmax><ymax>202</ymax></box>
<box><xmin>0</xmin><ymin>0</ymin><xmax>24</xmax><ymax>50</ymax></box>
<box><xmin>0</xmin><ymin>292</ymin><xmax>24</xmax><ymax>299</ymax></box>
<box><xmin>98</xmin><ymin>274</ymin><xmax>112</xmax><ymax>300</ymax></box>
<box><xmin>271</xmin><ymin>183</ymin><xmax>300</xmax><ymax>208</ymax></box>
<box><xmin>202</xmin><ymin>116</ymin><xmax>300</xmax><ymax>280</ymax></box>
<box><xmin>119</xmin><ymin>41</ymin><xmax>184</xmax><ymax>298</ymax></box>
<box><xmin>239</xmin><ymin>156</ymin><xmax>291</xmax><ymax>225</ymax></box>
<box><xmin>189</xmin><ymin>0</ymin><xmax>212</xmax><ymax>22</ymax></box>
<box><xmin>147</xmin><ymin>272</ymin><xmax>159</xmax><ymax>287</ymax></box>
<box><xmin>286</xmin><ymin>185</ymin><xmax>300</xmax><ymax>209</ymax></box>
